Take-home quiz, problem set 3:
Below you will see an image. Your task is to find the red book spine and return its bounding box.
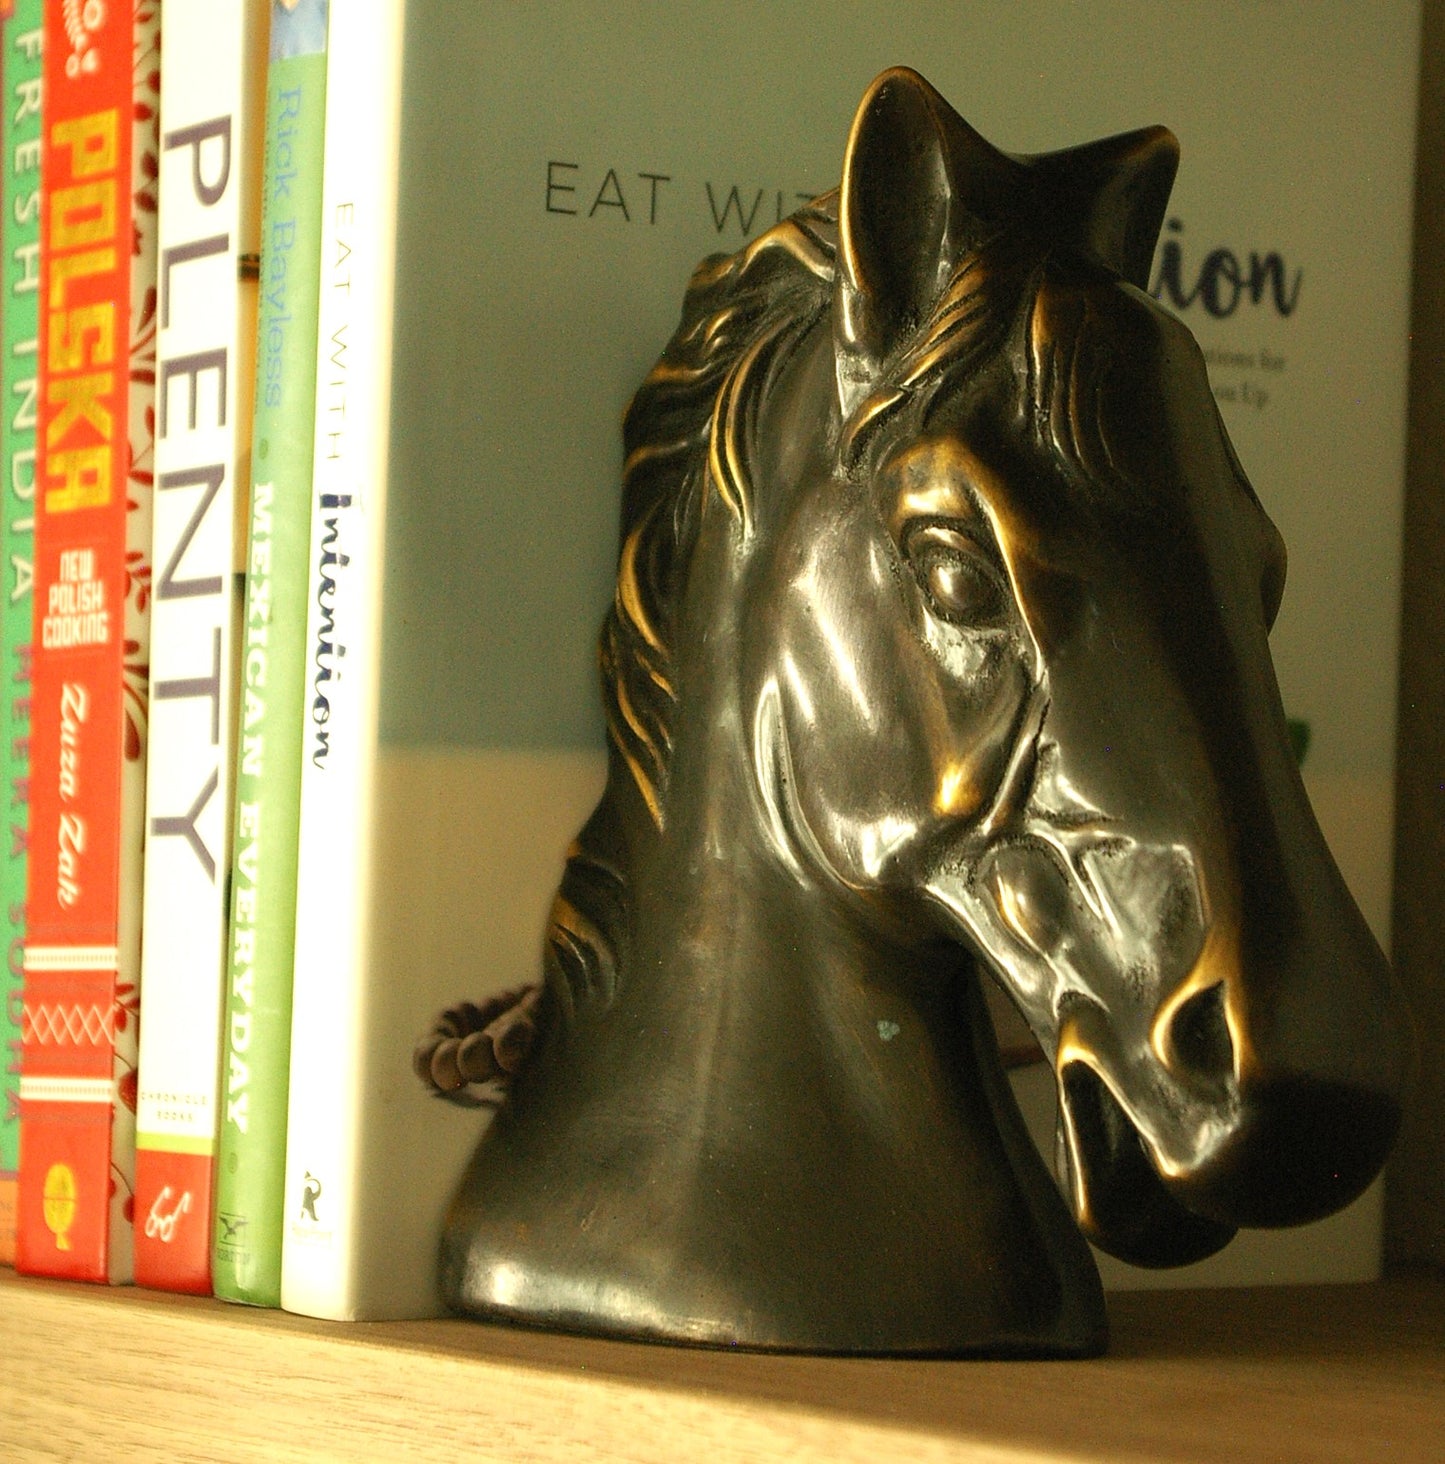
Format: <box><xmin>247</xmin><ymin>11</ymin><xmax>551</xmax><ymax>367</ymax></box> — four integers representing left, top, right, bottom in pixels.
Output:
<box><xmin>16</xmin><ymin>0</ymin><xmax>157</xmax><ymax>1284</ymax></box>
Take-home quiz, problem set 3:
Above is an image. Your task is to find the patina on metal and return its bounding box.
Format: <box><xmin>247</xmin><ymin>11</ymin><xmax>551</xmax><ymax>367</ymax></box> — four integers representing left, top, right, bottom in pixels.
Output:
<box><xmin>419</xmin><ymin>68</ymin><xmax>1410</xmax><ymax>1356</ymax></box>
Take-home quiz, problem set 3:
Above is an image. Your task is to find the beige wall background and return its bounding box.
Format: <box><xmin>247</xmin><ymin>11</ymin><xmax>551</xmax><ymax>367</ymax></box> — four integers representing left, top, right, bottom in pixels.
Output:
<box><xmin>1388</xmin><ymin>0</ymin><xmax>1445</xmax><ymax>1274</ymax></box>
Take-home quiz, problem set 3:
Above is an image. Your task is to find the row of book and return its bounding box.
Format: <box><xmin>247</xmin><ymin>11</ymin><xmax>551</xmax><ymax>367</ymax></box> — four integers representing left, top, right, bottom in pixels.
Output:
<box><xmin>0</xmin><ymin>0</ymin><xmax>498</xmax><ymax>1320</ymax></box>
<box><xmin>3</xmin><ymin>0</ymin><xmax>335</xmax><ymax>1307</ymax></box>
<box><xmin>0</xmin><ymin>0</ymin><xmax>1424</xmax><ymax>1320</ymax></box>
<box><xmin>4</xmin><ymin>0</ymin><xmax>635</xmax><ymax>1324</ymax></box>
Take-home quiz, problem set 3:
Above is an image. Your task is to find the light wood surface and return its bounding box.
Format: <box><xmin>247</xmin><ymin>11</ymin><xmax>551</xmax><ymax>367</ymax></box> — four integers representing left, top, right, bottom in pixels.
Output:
<box><xmin>1</xmin><ymin>1269</ymin><xmax>1440</xmax><ymax>1462</ymax></box>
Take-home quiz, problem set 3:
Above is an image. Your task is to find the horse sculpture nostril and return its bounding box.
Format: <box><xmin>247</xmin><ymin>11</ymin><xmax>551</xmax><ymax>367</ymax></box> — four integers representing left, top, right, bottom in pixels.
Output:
<box><xmin>1163</xmin><ymin>981</ymin><xmax>1234</xmax><ymax>1084</ymax></box>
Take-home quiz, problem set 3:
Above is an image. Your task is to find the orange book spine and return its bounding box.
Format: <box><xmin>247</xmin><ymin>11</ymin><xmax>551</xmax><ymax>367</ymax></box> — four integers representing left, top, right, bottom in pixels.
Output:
<box><xmin>16</xmin><ymin>0</ymin><xmax>158</xmax><ymax>1284</ymax></box>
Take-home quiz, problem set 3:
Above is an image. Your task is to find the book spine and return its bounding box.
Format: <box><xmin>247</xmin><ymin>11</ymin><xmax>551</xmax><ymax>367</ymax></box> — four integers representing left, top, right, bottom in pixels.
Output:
<box><xmin>133</xmin><ymin>0</ymin><xmax>267</xmax><ymax>1294</ymax></box>
<box><xmin>280</xmin><ymin>0</ymin><xmax>404</xmax><ymax>1321</ymax></box>
<box><xmin>15</xmin><ymin>0</ymin><xmax>158</xmax><ymax>1285</ymax></box>
<box><xmin>0</xmin><ymin>0</ymin><xmax>42</xmax><ymax>1266</ymax></box>
<box><xmin>213</xmin><ymin>0</ymin><xmax>329</xmax><ymax>1308</ymax></box>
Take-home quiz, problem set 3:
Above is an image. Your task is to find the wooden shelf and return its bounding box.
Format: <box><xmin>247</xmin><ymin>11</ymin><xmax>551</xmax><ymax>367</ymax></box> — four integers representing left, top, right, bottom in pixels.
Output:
<box><xmin>2</xmin><ymin>1269</ymin><xmax>1441</xmax><ymax>1462</ymax></box>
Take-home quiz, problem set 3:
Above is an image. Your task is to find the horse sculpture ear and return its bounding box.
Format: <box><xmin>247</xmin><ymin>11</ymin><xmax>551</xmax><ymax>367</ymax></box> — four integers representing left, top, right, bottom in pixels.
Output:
<box><xmin>834</xmin><ymin>67</ymin><xmax>1180</xmax><ymax>416</ymax></box>
<box><xmin>1028</xmin><ymin>125</ymin><xmax>1180</xmax><ymax>293</ymax></box>
<box><xmin>834</xmin><ymin>67</ymin><xmax>1018</xmax><ymax>413</ymax></box>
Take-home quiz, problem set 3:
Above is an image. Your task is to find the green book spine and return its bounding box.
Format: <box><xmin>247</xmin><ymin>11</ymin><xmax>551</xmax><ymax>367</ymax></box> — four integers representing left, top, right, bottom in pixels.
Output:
<box><xmin>213</xmin><ymin>4</ymin><xmax>329</xmax><ymax>1306</ymax></box>
<box><xmin>0</xmin><ymin>0</ymin><xmax>42</xmax><ymax>1266</ymax></box>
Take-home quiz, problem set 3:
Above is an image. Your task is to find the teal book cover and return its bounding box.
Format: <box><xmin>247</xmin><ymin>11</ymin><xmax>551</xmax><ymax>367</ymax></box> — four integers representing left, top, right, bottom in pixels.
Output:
<box><xmin>283</xmin><ymin>0</ymin><xmax>1418</xmax><ymax>1317</ymax></box>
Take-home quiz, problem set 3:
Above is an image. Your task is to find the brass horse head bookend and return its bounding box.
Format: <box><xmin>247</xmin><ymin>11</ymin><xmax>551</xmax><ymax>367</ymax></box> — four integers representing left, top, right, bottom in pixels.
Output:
<box><xmin>422</xmin><ymin>69</ymin><xmax>1410</xmax><ymax>1356</ymax></box>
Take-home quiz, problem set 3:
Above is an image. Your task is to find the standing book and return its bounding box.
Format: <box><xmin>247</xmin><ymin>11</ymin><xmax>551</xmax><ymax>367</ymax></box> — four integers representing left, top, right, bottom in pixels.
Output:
<box><xmin>280</xmin><ymin>0</ymin><xmax>1419</xmax><ymax>1319</ymax></box>
<box><xmin>213</xmin><ymin>0</ymin><xmax>329</xmax><ymax>1308</ymax></box>
<box><xmin>133</xmin><ymin>0</ymin><xmax>268</xmax><ymax>1293</ymax></box>
<box><xmin>15</xmin><ymin>0</ymin><xmax>160</xmax><ymax>1284</ymax></box>
<box><xmin>0</xmin><ymin>0</ymin><xmax>42</xmax><ymax>1266</ymax></box>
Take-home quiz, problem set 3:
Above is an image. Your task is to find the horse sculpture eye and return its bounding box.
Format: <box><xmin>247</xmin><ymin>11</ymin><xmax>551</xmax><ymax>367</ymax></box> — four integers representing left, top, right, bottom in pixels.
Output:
<box><xmin>913</xmin><ymin>541</ymin><xmax>1008</xmax><ymax>627</ymax></box>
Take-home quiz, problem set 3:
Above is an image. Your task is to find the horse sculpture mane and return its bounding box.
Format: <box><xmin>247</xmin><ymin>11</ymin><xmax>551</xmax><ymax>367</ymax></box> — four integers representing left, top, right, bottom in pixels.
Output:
<box><xmin>420</xmin><ymin>69</ymin><xmax>1409</xmax><ymax>1357</ymax></box>
<box><xmin>556</xmin><ymin>105</ymin><xmax>1182</xmax><ymax>1021</ymax></box>
<box><xmin>545</xmin><ymin>202</ymin><xmax>844</xmax><ymax>1012</ymax></box>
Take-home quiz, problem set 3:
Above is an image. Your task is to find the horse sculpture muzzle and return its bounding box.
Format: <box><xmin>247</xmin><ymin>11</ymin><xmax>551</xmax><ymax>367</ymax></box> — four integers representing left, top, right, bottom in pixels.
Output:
<box><xmin>935</xmin><ymin>366</ymin><xmax>1411</xmax><ymax>1263</ymax></box>
<box><xmin>1045</xmin><ymin>745</ymin><xmax>1407</xmax><ymax>1262</ymax></box>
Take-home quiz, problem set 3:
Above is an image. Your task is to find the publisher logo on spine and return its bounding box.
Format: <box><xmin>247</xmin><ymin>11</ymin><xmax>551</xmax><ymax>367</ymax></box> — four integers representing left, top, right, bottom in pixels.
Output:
<box><xmin>60</xmin><ymin>0</ymin><xmax>108</xmax><ymax>79</ymax></box>
<box><xmin>299</xmin><ymin>1170</ymin><xmax>322</xmax><ymax>1223</ymax></box>
<box><xmin>290</xmin><ymin>1170</ymin><xmax>333</xmax><ymax>1249</ymax></box>
<box><xmin>143</xmin><ymin>1185</ymin><xmax>193</xmax><ymax>1243</ymax></box>
<box><xmin>42</xmin><ymin>1163</ymin><xmax>76</xmax><ymax>1251</ymax></box>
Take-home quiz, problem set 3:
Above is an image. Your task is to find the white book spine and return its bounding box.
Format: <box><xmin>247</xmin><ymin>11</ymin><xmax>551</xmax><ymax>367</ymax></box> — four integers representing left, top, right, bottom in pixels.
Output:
<box><xmin>135</xmin><ymin>0</ymin><xmax>267</xmax><ymax>1288</ymax></box>
<box><xmin>281</xmin><ymin>0</ymin><xmax>406</xmax><ymax>1320</ymax></box>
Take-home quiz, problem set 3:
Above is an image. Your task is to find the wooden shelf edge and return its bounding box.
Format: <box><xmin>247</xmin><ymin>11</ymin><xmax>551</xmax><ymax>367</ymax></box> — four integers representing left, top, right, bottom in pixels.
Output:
<box><xmin>2</xmin><ymin>1269</ymin><xmax>1442</xmax><ymax>1463</ymax></box>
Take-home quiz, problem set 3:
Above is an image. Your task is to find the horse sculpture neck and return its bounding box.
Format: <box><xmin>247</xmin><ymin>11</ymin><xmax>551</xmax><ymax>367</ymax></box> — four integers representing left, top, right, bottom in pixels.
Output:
<box><xmin>440</xmin><ymin>316</ymin><xmax>1106</xmax><ymax>1354</ymax></box>
<box><xmin>444</xmin><ymin>758</ymin><xmax>1105</xmax><ymax>1352</ymax></box>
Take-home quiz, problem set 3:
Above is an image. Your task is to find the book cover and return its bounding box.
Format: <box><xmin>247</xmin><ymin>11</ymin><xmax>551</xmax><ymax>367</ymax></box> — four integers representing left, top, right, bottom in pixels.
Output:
<box><xmin>280</xmin><ymin>0</ymin><xmax>402</xmax><ymax>1320</ymax></box>
<box><xmin>0</xmin><ymin>0</ymin><xmax>42</xmax><ymax>1266</ymax></box>
<box><xmin>281</xmin><ymin>0</ymin><xmax>1419</xmax><ymax>1318</ymax></box>
<box><xmin>214</xmin><ymin>0</ymin><xmax>329</xmax><ymax>1308</ymax></box>
<box><xmin>133</xmin><ymin>0</ymin><xmax>268</xmax><ymax>1293</ymax></box>
<box><xmin>15</xmin><ymin>0</ymin><xmax>159</xmax><ymax>1285</ymax></box>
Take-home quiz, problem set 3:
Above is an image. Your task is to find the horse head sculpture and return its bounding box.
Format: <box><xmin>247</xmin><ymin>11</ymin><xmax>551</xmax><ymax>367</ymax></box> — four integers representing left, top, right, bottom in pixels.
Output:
<box><xmin>423</xmin><ymin>69</ymin><xmax>1410</xmax><ymax>1355</ymax></box>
